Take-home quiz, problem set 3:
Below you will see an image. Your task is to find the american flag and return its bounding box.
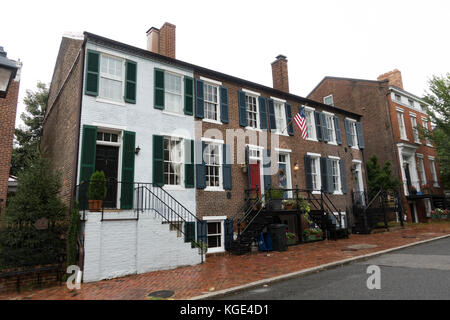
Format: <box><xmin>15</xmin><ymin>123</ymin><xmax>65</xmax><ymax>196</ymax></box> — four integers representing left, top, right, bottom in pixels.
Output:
<box><xmin>294</xmin><ymin>107</ymin><xmax>308</xmax><ymax>140</ymax></box>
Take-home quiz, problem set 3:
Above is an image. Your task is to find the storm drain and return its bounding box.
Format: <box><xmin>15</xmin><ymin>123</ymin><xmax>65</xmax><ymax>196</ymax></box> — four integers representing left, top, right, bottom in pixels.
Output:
<box><xmin>147</xmin><ymin>290</ymin><xmax>174</xmax><ymax>299</ymax></box>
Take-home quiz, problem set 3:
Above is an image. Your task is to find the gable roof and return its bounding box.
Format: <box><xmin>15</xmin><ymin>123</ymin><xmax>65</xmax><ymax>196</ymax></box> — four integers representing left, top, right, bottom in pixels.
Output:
<box><xmin>84</xmin><ymin>32</ymin><xmax>362</xmax><ymax>119</ymax></box>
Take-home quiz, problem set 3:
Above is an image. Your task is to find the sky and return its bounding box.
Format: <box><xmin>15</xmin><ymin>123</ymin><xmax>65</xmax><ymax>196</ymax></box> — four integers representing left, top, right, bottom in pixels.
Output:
<box><xmin>1</xmin><ymin>0</ymin><xmax>449</xmax><ymax>129</ymax></box>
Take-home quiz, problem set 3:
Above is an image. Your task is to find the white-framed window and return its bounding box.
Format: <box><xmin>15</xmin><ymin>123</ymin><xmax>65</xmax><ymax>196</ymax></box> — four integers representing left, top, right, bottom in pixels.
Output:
<box><xmin>308</xmin><ymin>153</ymin><xmax>321</xmax><ymax>192</ymax></box>
<box><xmin>97</xmin><ymin>131</ymin><xmax>119</xmax><ymax>143</ymax></box>
<box><xmin>397</xmin><ymin>109</ymin><xmax>407</xmax><ymax>140</ymax></box>
<box><xmin>204</xmin><ymin>82</ymin><xmax>219</xmax><ymax>122</ymax></box>
<box><xmin>164</xmin><ymin>136</ymin><xmax>183</xmax><ymax>186</ymax></box>
<box><xmin>323</xmin><ymin>94</ymin><xmax>334</xmax><ymax>106</ymax></box>
<box><xmin>99</xmin><ymin>54</ymin><xmax>124</xmax><ymax>102</ymax></box>
<box><xmin>305</xmin><ymin>107</ymin><xmax>317</xmax><ymax>140</ymax></box>
<box><xmin>408</xmin><ymin>99</ymin><xmax>414</xmax><ymax>107</ymax></box>
<box><xmin>205</xmin><ymin>142</ymin><xmax>222</xmax><ymax>189</ymax></box>
<box><xmin>347</xmin><ymin>118</ymin><xmax>358</xmax><ymax>147</ymax></box>
<box><xmin>203</xmin><ymin>216</ymin><xmax>226</xmax><ymax>253</ymax></box>
<box><xmin>329</xmin><ymin>157</ymin><xmax>342</xmax><ymax>194</ymax></box>
<box><xmin>324</xmin><ymin>113</ymin><xmax>336</xmax><ymax>144</ymax></box>
<box><xmin>164</xmin><ymin>72</ymin><xmax>183</xmax><ymax>114</ymax></box>
<box><xmin>417</xmin><ymin>155</ymin><xmax>427</xmax><ymax>186</ymax></box>
<box><xmin>422</xmin><ymin>118</ymin><xmax>432</xmax><ymax>146</ymax></box>
<box><xmin>246</xmin><ymin>94</ymin><xmax>259</xmax><ymax>129</ymax></box>
<box><xmin>274</xmin><ymin>101</ymin><xmax>287</xmax><ymax>134</ymax></box>
<box><xmin>429</xmin><ymin>157</ymin><xmax>438</xmax><ymax>187</ymax></box>
<box><xmin>410</xmin><ymin>115</ymin><xmax>420</xmax><ymax>143</ymax></box>
<box><xmin>395</xmin><ymin>93</ymin><xmax>402</xmax><ymax>102</ymax></box>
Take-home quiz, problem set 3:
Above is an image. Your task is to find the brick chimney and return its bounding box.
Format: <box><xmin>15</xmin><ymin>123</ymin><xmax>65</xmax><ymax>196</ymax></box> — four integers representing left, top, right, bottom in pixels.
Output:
<box><xmin>146</xmin><ymin>22</ymin><xmax>176</xmax><ymax>59</ymax></box>
<box><xmin>271</xmin><ymin>55</ymin><xmax>289</xmax><ymax>92</ymax></box>
<box><xmin>377</xmin><ymin>69</ymin><xmax>403</xmax><ymax>89</ymax></box>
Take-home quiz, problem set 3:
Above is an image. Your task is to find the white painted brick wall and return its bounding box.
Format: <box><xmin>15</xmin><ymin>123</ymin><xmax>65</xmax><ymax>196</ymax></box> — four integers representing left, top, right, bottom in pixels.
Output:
<box><xmin>83</xmin><ymin>211</ymin><xmax>202</xmax><ymax>282</ymax></box>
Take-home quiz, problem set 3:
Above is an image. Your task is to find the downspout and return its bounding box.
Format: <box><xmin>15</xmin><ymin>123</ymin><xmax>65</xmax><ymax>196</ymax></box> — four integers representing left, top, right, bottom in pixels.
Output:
<box><xmin>75</xmin><ymin>37</ymin><xmax>87</xmax><ymax>274</ymax></box>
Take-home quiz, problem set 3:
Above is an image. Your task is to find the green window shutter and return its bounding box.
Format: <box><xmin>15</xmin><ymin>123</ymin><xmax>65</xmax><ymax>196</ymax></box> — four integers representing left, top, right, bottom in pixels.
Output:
<box><xmin>340</xmin><ymin>159</ymin><xmax>347</xmax><ymax>194</ymax></box>
<box><xmin>196</xmin><ymin>141</ymin><xmax>206</xmax><ymax>189</ymax></box>
<box><xmin>238</xmin><ymin>90</ymin><xmax>247</xmax><ymax>127</ymax></box>
<box><xmin>153</xmin><ymin>135</ymin><xmax>164</xmax><ymax>187</ymax></box>
<box><xmin>285</xmin><ymin>103</ymin><xmax>294</xmax><ymax>136</ymax></box>
<box><xmin>356</xmin><ymin>122</ymin><xmax>365</xmax><ymax>149</ymax></box>
<box><xmin>220</xmin><ymin>86</ymin><xmax>229</xmax><ymax>123</ymax></box>
<box><xmin>121</xmin><ymin>131</ymin><xmax>136</xmax><ymax>209</ymax></box>
<box><xmin>334</xmin><ymin>116</ymin><xmax>342</xmax><ymax>145</ymax></box>
<box><xmin>85</xmin><ymin>50</ymin><xmax>99</xmax><ymax>96</ymax></box>
<box><xmin>184</xmin><ymin>222</ymin><xmax>196</xmax><ymax>243</ymax></box>
<box><xmin>184</xmin><ymin>76</ymin><xmax>194</xmax><ymax>115</ymax></box>
<box><xmin>78</xmin><ymin>125</ymin><xmax>98</xmax><ymax>210</ymax></box>
<box><xmin>304</xmin><ymin>155</ymin><xmax>313</xmax><ymax>191</ymax></box>
<box><xmin>185</xmin><ymin>139</ymin><xmax>195</xmax><ymax>188</ymax></box>
<box><xmin>222</xmin><ymin>144</ymin><xmax>232</xmax><ymax>190</ymax></box>
<box><xmin>154</xmin><ymin>68</ymin><xmax>165</xmax><ymax>109</ymax></box>
<box><xmin>125</xmin><ymin>60</ymin><xmax>137</xmax><ymax>104</ymax></box>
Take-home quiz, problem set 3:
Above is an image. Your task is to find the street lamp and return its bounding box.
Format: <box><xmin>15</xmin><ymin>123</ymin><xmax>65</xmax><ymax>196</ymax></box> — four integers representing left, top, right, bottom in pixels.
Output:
<box><xmin>0</xmin><ymin>46</ymin><xmax>18</xmax><ymax>98</ymax></box>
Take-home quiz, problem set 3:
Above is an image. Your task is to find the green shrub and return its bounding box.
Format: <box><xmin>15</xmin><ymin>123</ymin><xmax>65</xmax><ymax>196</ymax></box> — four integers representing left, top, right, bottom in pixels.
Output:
<box><xmin>88</xmin><ymin>171</ymin><xmax>107</xmax><ymax>200</ymax></box>
<box><xmin>267</xmin><ymin>188</ymin><xmax>284</xmax><ymax>200</ymax></box>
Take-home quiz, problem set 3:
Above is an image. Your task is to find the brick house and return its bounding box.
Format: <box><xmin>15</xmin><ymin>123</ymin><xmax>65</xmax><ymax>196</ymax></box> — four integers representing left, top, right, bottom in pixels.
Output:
<box><xmin>42</xmin><ymin>23</ymin><xmax>367</xmax><ymax>281</ymax></box>
<box><xmin>0</xmin><ymin>47</ymin><xmax>21</xmax><ymax>214</ymax></box>
<box><xmin>308</xmin><ymin>69</ymin><xmax>443</xmax><ymax>223</ymax></box>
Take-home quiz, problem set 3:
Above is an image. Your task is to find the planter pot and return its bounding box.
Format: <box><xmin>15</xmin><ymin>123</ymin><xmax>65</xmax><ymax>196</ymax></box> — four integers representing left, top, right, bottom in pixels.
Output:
<box><xmin>88</xmin><ymin>200</ymin><xmax>103</xmax><ymax>212</ymax></box>
<box><xmin>305</xmin><ymin>234</ymin><xmax>322</xmax><ymax>242</ymax></box>
<box><xmin>284</xmin><ymin>204</ymin><xmax>294</xmax><ymax>211</ymax></box>
<box><xmin>286</xmin><ymin>238</ymin><xmax>297</xmax><ymax>245</ymax></box>
<box><xmin>270</xmin><ymin>199</ymin><xmax>282</xmax><ymax>211</ymax></box>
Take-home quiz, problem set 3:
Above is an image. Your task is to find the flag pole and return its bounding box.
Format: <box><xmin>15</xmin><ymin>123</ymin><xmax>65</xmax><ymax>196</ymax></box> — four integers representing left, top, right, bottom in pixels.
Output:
<box><xmin>281</xmin><ymin>118</ymin><xmax>294</xmax><ymax>134</ymax></box>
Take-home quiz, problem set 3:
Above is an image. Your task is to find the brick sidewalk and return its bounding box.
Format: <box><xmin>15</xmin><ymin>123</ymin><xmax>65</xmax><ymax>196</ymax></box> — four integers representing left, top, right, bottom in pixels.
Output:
<box><xmin>1</xmin><ymin>222</ymin><xmax>449</xmax><ymax>300</ymax></box>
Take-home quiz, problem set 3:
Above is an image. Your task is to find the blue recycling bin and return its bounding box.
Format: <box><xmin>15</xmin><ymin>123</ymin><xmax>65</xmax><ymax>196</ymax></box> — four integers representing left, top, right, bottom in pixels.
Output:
<box><xmin>258</xmin><ymin>232</ymin><xmax>273</xmax><ymax>251</ymax></box>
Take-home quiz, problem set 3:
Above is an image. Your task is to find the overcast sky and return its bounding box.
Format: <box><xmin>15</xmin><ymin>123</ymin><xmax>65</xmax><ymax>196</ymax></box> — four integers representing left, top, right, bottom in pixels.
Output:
<box><xmin>1</xmin><ymin>0</ymin><xmax>449</xmax><ymax>128</ymax></box>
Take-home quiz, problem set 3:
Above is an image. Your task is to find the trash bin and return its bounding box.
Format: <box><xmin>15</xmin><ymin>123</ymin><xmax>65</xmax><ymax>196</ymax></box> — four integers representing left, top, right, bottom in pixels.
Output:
<box><xmin>258</xmin><ymin>232</ymin><xmax>273</xmax><ymax>251</ymax></box>
<box><xmin>268</xmin><ymin>224</ymin><xmax>288</xmax><ymax>251</ymax></box>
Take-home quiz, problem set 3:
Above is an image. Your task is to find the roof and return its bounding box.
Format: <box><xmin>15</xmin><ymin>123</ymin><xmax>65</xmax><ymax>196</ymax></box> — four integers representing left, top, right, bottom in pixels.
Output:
<box><xmin>83</xmin><ymin>32</ymin><xmax>362</xmax><ymax>119</ymax></box>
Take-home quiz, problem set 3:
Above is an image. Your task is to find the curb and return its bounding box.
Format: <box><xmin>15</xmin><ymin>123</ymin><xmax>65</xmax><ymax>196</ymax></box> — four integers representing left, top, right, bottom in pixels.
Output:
<box><xmin>189</xmin><ymin>233</ymin><xmax>450</xmax><ymax>300</ymax></box>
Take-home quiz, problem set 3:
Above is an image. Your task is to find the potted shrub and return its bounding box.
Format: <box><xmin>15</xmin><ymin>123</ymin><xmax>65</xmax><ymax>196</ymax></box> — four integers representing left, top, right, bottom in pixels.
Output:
<box><xmin>283</xmin><ymin>199</ymin><xmax>296</xmax><ymax>210</ymax></box>
<box><xmin>421</xmin><ymin>184</ymin><xmax>431</xmax><ymax>195</ymax></box>
<box><xmin>408</xmin><ymin>185</ymin><xmax>417</xmax><ymax>195</ymax></box>
<box><xmin>303</xmin><ymin>228</ymin><xmax>323</xmax><ymax>242</ymax></box>
<box><xmin>88</xmin><ymin>171</ymin><xmax>107</xmax><ymax>212</ymax></box>
<box><xmin>286</xmin><ymin>232</ymin><xmax>297</xmax><ymax>245</ymax></box>
<box><xmin>267</xmin><ymin>188</ymin><xmax>284</xmax><ymax>211</ymax></box>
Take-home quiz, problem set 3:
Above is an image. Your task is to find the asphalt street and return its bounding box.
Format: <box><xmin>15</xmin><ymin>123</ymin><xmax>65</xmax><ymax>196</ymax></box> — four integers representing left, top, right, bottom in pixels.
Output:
<box><xmin>219</xmin><ymin>237</ymin><xmax>450</xmax><ymax>300</ymax></box>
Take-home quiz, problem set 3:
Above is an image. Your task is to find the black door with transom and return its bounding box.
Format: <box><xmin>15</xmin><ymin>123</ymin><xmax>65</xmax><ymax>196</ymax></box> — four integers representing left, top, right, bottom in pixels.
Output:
<box><xmin>95</xmin><ymin>145</ymin><xmax>119</xmax><ymax>208</ymax></box>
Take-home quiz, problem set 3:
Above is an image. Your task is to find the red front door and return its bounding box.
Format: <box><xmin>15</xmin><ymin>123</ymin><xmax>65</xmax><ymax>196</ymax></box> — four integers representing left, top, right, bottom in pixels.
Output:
<box><xmin>249</xmin><ymin>161</ymin><xmax>261</xmax><ymax>197</ymax></box>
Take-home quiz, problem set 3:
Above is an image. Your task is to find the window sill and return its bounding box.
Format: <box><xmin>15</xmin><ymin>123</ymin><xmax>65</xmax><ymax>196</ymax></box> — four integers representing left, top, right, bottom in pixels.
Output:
<box><xmin>333</xmin><ymin>192</ymin><xmax>344</xmax><ymax>196</ymax></box>
<box><xmin>426</xmin><ymin>144</ymin><xmax>434</xmax><ymax>148</ymax></box>
<box><xmin>205</xmin><ymin>187</ymin><xmax>225</xmax><ymax>192</ymax></box>
<box><xmin>207</xmin><ymin>247</ymin><xmax>225</xmax><ymax>254</ymax></box>
<box><xmin>273</xmin><ymin>131</ymin><xmax>289</xmax><ymax>137</ymax></box>
<box><xmin>96</xmin><ymin>97</ymin><xmax>126</xmax><ymax>107</ymax></box>
<box><xmin>327</xmin><ymin>141</ymin><xmax>338</xmax><ymax>146</ymax></box>
<box><xmin>306</xmin><ymin>138</ymin><xmax>318</xmax><ymax>142</ymax></box>
<box><xmin>202</xmin><ymin>118</ymin><xmax>222</xmax><ymax>125</ymax></box>
<box><xmin>433</xmin><ymin>183</ymin><xmax>439</xmax><ymax>188</ymax></box>
<box><xmin>351</xmin><ymin>146</ymin><xmax>360</xmax><ymax>150</ymax></box>
<box><xmin>245</xmin><ymin>126</ymin><xmax>262</xmax><ymax>132</ymax></box>
<box><xmin>163</xmin><ymin>185</ymin><xmax>186</xmax><ymax>191</ymax></box>
<box><xmin>312</xmin><ymin>191</ymin><xmax>321</xmax><ymax>195</ymax></box>
<box><xmin>400</xmin><ymin>138</ymin><xmax>409</xmax><ymax>142</ymax></box>
<box><xmin>162</xmin><ymin>111</ymin><xmax>187</xmax><ymax>118</ymax></box>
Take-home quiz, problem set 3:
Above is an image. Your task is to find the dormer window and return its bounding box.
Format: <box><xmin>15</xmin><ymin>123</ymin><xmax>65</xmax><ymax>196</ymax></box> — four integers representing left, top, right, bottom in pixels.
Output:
<box><xmin>323</xmin><ymin>95</ymin><xmax>334</xmax><ymax>106</ymax></box>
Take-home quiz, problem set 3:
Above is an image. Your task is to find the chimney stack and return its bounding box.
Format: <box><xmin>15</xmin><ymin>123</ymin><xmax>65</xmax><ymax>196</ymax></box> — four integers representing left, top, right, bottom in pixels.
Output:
<box><xmin>377</xmin><ymin>69</ymin><xmax>403</xmax><ymax>89</ymax></box>
<box><xmin>146</xmin><ymin>22</ymin><xmax>176</xmax><ymax>59</ymax></box>
<box><xmin>271</xmin><ymin>55</ymin><xmax>289</xmax><ymax>92</ymax></box>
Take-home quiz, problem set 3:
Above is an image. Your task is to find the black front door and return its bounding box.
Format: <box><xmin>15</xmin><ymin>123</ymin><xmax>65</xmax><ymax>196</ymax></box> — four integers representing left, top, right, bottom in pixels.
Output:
<box><xmin>95</xmin><ymin>145</ymin><xmax>119</xmax><ymax>208</ymax></box>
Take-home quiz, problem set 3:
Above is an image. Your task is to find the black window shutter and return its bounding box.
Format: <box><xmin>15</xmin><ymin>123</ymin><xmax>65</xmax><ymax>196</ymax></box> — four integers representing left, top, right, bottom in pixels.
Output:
<box><xmin>238</xmin><ymin>90</ymin><xmax>247</xmax><ymax>127</ymax></box>
<box><xmin>152</xmin><ymin>135</ymin><xmax>164</xmax><ymax>187</ymax></box>
<box><xmin>85</xmin><ymin>50</ymin><xmax>99</xmax><ymax>96</ymax></box>
<box><xmin>220</xmin><ymin>86</ymin><xmax>229</xmax><ymax>123</ymax></box>
<box><xmin>196</xmin><ymin>141</ymin><xmax>206</xmax><ymax>189</ymax></box>
<box><xmin>356</xmin><ymin>122</ymin><xmax>365</xmax><ymax>149</ymax></box>
<box><xmin>304</xmin><ymin>155</ymin><xmax>312</xmax><ymax>191</ymax></box>
<box><xmin>222</xmin><ymin>144</ymin><xmax>232</xmax><ymax>190</ymax></box>
<box><xmin>184</xmin><ymin>77</ymin><xmax>194</xmax><ymax>115</ymax></box>
<box><xmin>197</xmin><ymin>220</ymin><xmax>207</xmax><ymax>244</ymax></box>
<box><xmin>344</xmin><ymin>119</ymin><xmax>353</xmax><ymax>147</ymax></box>
<box><xmin>320</xmin><ymin>157</ymin><xmax>328</xmax><ymax>193</ymax></box>
<box><xmin>258</xmin><ymin>96</ymin><xmax>268</xmax><ymax>130</ymax></box>
<box><xmin>314</xmin><ymin>111</ymin><xmax>323</xmax><ymax>141</ymax></box>
<box><xmin>320</xmin><ymin>113</ymin><xmax>329</xmax><ymax>142</ymax></box>
<box><xmin>195</xmin><ymin>79</ymin><xmax>204</xmax><ymax>118</ymax></box>
<box><xmin>285</xmin><ymin>103</ymin><xmax>294</xmax><ymax>136</ymax></box>
<box><xmin>326</xmin><ymin>158</ymin><xmax>334</xmax><ymax>194</ymax></box>
<box><xmin>125</xmin><ymin>60</ymin><xmax>137</xmax><ymax>104</ymax></box>
<box><xmin>121</xmin><ymin>131</ymin><xmax>136</xmax><ymax>209</ymax></box>
<box><xmin>78</xmin><ymin>125</ymin><xmax>98</xmax><ymax>209</ymax></box>
<box><xmin>224</xmin><ymin>219</ymin><xmax>234</xmax><ymax>251</ymax></box>
<box><xmin>184</xmin><ymin>222</ymin><xmax>196</xmax><ymax>243</ymax></box>
<box><xmin>185</xmin><ymin>139</ymin><xmax>195</xmax><ymax>188</ymax></box>
<box><xmin>340</xmin><ymin>159</ymin><xmax>347</xmax><ymax>194</ymax></box>
<box><xmin>334</xmin><ymin>116</ymin><xmax>342</xmax><ymax>145</ymax></box>
<box><xmin>154</xmin><ymin>68</ymin><xmax>165</xmax><ymax>109</ymax></box>
<box><xmin>268</xmin><ymin>98</ymin><xmax>276</xmax><ymax>130</ymax></box>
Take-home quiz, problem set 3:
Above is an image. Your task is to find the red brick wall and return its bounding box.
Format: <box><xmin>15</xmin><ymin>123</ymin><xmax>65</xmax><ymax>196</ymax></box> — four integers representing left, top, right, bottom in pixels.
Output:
<box><xmin>0</xmin><ymin>266</ymin><xmax>63</xmax><ymax>294</ymax></box>
<box><xmin>0</xmin><ymin>78</ymin><xmax>20</xmax><ymax>213</ymax></box>
<box><xmin>271</xmin><ymin>57</ymin><xmax>289</xmax><ymax>92</ymax></box>
<box><xmin>41</xmin><ymin>37</ymin><xmax>84</xmax><ymax>207</ymax></box>
<box><xmin>159</xmin><ymin>23</ymin><xmax>176</xmax><ymax>59</ymax></box>
<box><xmin>195</xmin><ymin>73</ymin><xmax>365</xmax><ymax>224</ymax></box>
